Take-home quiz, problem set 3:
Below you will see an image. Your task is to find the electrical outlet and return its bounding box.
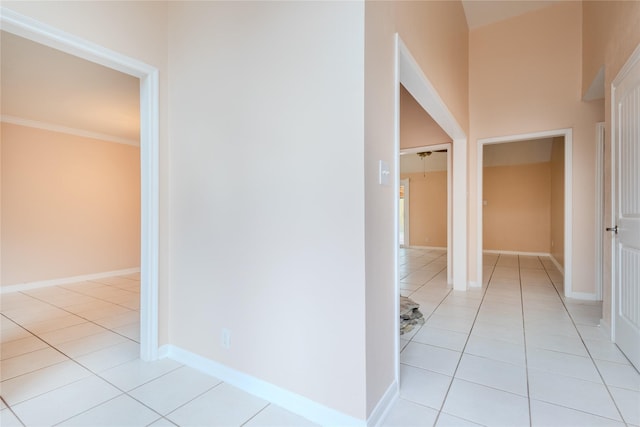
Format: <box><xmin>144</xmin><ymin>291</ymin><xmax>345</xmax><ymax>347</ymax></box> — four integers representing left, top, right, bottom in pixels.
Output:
<box><xmin>221</xmin><ymin>328</ymin><xmax>231</xmax><ymax>349</ymax></box>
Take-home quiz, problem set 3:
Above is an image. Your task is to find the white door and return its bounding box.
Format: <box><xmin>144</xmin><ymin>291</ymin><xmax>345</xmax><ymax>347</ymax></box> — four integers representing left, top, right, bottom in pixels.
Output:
<box><xmin>612</xmin><ymin>45</ymin><xmax>640</xmax><ymax>370</ymax></box>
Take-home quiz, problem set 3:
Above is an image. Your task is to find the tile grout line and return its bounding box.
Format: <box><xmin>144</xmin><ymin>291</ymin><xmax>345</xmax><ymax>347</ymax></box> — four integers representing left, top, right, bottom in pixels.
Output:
<box><xmin>431</xmin><ymin>256</ymin><xmax>496</xmax><ymax>427</ymax></box>
<box><xmin>539</xmin><ymin>259</ymin><xmax>629</xmax><ymax>425</ymax></box>
<box><xmin>519</xmin><ymin>255</ymin><xmax>533</xmax><ymax>427</ymax></box>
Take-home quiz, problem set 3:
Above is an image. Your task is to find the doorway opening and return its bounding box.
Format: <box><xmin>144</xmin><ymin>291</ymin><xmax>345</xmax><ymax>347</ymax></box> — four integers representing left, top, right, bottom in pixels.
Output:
<box><xmin>1</xmin><ymin>8</ymin><xmax>160</xmax><ymax>361</ymax></box>
<box><xmin>476</xmin><ymin>129</ymin><xmax>573</xmax><ymax>297</ymax></box>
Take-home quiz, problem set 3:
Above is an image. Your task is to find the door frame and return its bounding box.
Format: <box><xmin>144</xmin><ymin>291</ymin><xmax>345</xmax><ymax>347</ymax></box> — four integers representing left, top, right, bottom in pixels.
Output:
<box><xmin>399</xmin><ymin>178</ymin><xmax>410</xmax><ymax>247</ymax></box>
<box><xmin>400</xmin><ymin>143</ymin><xmax>453</xmax><ymax>284</ymax></box>
<box><xmin>395</xmin><ymin>35</ymin><xmax>467</xmax><ymax>291</ymax></box>
<box><xmin>476</xmin><ymin>129</ymin><xmax>573</xmax><ymax>296</ymax></box>
<box><xmin>1</xmin><ymin>8</ymin><xmax>160</xmax><ymax>361</ymax></box>
<box><xmin>595</xmin><ymin>122</ymin><xmax>606</xmax><ymax>302</ymax></box>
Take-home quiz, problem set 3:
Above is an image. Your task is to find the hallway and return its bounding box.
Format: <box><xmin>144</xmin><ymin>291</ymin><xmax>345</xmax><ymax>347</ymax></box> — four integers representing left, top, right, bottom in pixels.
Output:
<box><xmin>384</xmin><ymin>248</ymin><xmax>639</xmax><ymax>426</ymax></box>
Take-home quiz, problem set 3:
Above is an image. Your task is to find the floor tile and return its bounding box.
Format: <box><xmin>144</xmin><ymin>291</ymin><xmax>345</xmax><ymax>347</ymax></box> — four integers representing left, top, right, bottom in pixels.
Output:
<box><xmin>39</xmin><ymin>322</ymin><xmax>106</xmax><ymax>345</ymax></box>
<box><xmin>0</xmin><ymin>359</ymin><xmax>92</xmax><ymax>406</ymax></box>
<box><xmin>411</xmin><ymin>326</ymin><xmax>469</xmax><ymax>352</ymax></box>
<box><xmin>399</xmin><ymin>364</ymin><xmax>452</xmax><ymax>409</ymax></box>
<box><xmin>0</xmin><ymin>335</ymin><xmax>48</xmax><ymax>360</ymax></box>
<box><xmin>166</xmin><ymin>382</ymin><xmax>268</xmax><ymax>427</ymax></box>
<box><xmin>594</xmin><ymin>359</ymin><xmax>640</xmax><ymax>391</ymax></box>
<box><xmin>380</xmin><ymin>398</ymin><xmax>439</xmax><ymax>427</ymax></box>
<box><xmin>10</xmin><ymin>375</ymin><xmax>121</xmax><ymax>426</ymax></box>
<box><xmin>584</xmin><ymin>339</ymin><xmax>632</xmax><ymax>364</ymax></box>
<box><xmin>527</xmin><ymin>347</ymin><xmax>601</xmax><ymax>383</ymax></box>
<box><xmin>436</xmin><ymin>412</ymin><xmax>483</xmax><ymax>426</ymax></box>
<box><xmin>530</xmin><ymin>399</ymin><xmax>625</xmax><ymax>427</ymax></box>
<box><xmin>21</xmin><ymin>314</ymin><xmax>87</xmax><ymax>335</ymax></box>
<box><xmin>99</xmin><ymin>358</ymin><xmax>183</xmax><ymax>391</ymax></box>
<box><xmin>609</xmin><ymin>386</ymin><xmax>640</xmax><ymax>425</ymax></box>
<box><xmin>464</xmin><ymin>335</ymin><xmax>525</xmax><ymax>366</ymax></box>
<box><xmin>0</xmin><ymin>409</ymin><xmax>23</xmax><ymax>427</ymax></box>
<box><xmin>75</xmin><ymin>340</ymin><xmax>140</xmax><ymax>373</ymax></box>
<box><xmin>57</xmin><ymin>394</ymin><xmax>161</xmax><ymax>426</ymax></box>
<box><xmin>129</xmin><ymin>365</ymin><xmax>221</xmax><ymax>415</ymax></box>
<box><xmin>526</xmin><ymin>332</ymin><xmax>589</xmax><ymax>356</ymax></box>
<box><xmin>147</xmin><ymin>418</ymin><xmax>177</xmax><ymax>427</ymax></box>
<box><xmin>0</xmin><ymin>346</ymin><xmax>69</xmax><ymax>380</ymax></box>
<box><xmin>455</xmin><ymin>353</ymin><xmax>527</xmax><ymax>396</ymax></box>
<box><xmin>442</xmin><ymin>378</ymin><xmax>530</xmax><ymax>426</ymax></box>
<box><xmin>471</xmin><ymin>320</ymin><xmax>524</xmax><ymax>345</ymax></box>
<box><xmin>243</xmin><ymin>404</ymin><xmax>319</xmax><ymax>426</ymax></box>
<box><xmin>400</xmin><ymin>342</ymin><xmax>461</xmax><ymax>376</ymax></box>
<box><xmin>528</xmin><ymin>369</ymin><xmax>621</xmax><ymax>420</ymax></box>
<box><xmin>55</xmin><ymin>330</ymin><xmax>129</xmax><ymax>358</ymax></box>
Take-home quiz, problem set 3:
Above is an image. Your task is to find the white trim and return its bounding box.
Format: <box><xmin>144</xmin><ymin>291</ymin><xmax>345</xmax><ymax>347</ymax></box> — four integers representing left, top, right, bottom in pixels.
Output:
<box><xmin>549</xmin><ymin>254</ymin><xmax>565</xmax><ymax>276</ymax></box>
<box><xmin>367</xmin><ymin>382</ymin><xmax>398</xmax><ymax>427</ymax></box>
<box><xmin>393</xmin><ymin>33</ymin><xmax>402</xmax><ymax>398</ymax></box>
<box><xmin>162</xmin><ymin>345</ymin><xmax>367</xmax><ymax>426</ymax></box>
<box><xmin>400</xmin><ymin>178</ymin><xmax>410</xmax><ymax>247</ymax></box>
<box><xmin>1</xmin><ymin>7</ymin><xmax>160</xmax><ymax>362</ymax></box>
<box><xmin>476</xmin><ymin>129</ymin><xmax>572</xmax><ymax>298</ymax></box>
<box><xmin>0</xmin><ymin>268</ymin><xmax>140</xmax><ymax>294</ymax></box>
<box><xmin>396</xmin><ymin>36</ymin><xmax>467</xmax><ymax>292</ymax></box>
<box><xmin>566</xmin><ymin>291</ymin><xmax>598</xmax><ymax>301</ymax></box>
<box><xmin>483</xmin><ymin>250</ymin><xmax>550</xmax><ymax>257</ymax></box>
<box><xmin>595</xmin><ymin>122</ymin><xmax>605</xmax><ymax>301</ymax></box>
<box><xmin>1</xmin><ymin>115</ymin><xmax>139</xmax><ymax>146</ymax></box>
<box><xmin>406</xmin><ymin>245</ymin><xmax>448</xmax><ymax>251</ymax></box>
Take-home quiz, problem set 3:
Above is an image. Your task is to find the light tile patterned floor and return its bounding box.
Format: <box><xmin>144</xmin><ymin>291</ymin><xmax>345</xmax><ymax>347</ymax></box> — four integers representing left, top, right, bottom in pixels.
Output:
<box><xmin>0</xmin><ymin>273</ymin><xmax>315</xmax><ymax>427</ymax></box>
<box><xmin>1</xmin><ymin>250</ymin><xmax>639</xmax><ymax>426</ymax></box>
<box><xmin>385</xmin><ymin>248</ymin><xmax>640</xmax><ymax>427</ymax></box>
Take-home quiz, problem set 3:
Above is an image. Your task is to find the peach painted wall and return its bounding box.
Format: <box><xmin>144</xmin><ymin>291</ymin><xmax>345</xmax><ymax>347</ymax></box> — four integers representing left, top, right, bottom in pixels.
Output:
<box><xmin>483</xmin><ymin>162</ymin><xmax>551</xmax><ymax>253</ymax></box>
<box><xmin>401</xmin><ymin>172</ymin><xmax>447</xmax><ymax>247</ymax></box>
<box><xmin>1</xmin><ymin>123</ymin><xmax>140</xmax><ymax>286</ymax></box>
<box><xmin>583</xmin><ymin>1</ymin><xmax>640</xmax><ymax>323</ymax></box>
<box><xmin>400</xmin><ymin>85</ymin><xmax>452</xmax><ymax>150</ymax></box>
<box><xmin>168</xmin><ymin>2</ymin><xmax>366</xmax><ymax>419</ymax></box>
<box><xmin>550</xmin><ymin>137</ymin><xmax>565</xmax><ymax>267</ymax></box>
<box><xmin>365</xmin><ymin>0</ymin><xmax>468</xmax><ymax>414</ymax></box>
<box><xmin>2</xmin><ymin>0</ymin><xmax>170</xmax><ymax>342</ymax></box>
<box><xmin>469</xmin><ymin>2</ymin><xmax>604</xmax><ymax>292</ymax></box>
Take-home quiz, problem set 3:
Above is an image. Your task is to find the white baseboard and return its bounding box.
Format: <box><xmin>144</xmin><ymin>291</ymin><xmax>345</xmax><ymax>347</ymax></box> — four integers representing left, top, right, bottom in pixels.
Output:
<box><xmin>367</xmin><ymin>381</ymin><xmax>398</xmax><ymax>427</ymax></box>
<box><xmin>468</xmin><ymin>281</ymin><xmax>480</xmax><ymax>288</ymax></box>
<box><xmin>483</xmin><ymin>250</ymin><xmax>550</xmax><ymax>257</ymax></box>
<box><xmin>549</xmin><ymin>254</ymin><xmax>565</xmax><ymax>276</ymax></box>
<box><xmin>405</xmin><ymin>245</ymin><xmax>447</xmax><ymax>250</ymax></box>
<box><xmin>160</xmin><ymin>345</ymin><xmax>367</xmax><ymax>426</ymax></box>
<box><xmin>1</xmin><ymin>267</ymin><xmax>140</xmax><ymax>294</ymax></box>
<box><xmin>599</xmin><ymin>318</ymin><xmax>613</xmax><ymax>340</ymax></box>
<box><xmin>566</xmin><ymin>291</ymin><xmax>598</xmax><ymax>301</ymax></box>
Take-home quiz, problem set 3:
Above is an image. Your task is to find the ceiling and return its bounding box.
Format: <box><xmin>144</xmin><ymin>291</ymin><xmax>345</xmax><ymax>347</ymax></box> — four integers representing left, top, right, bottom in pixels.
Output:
<box><xmin>462</xmin><ymin>0</ymin><xmax>560</xmax><ymax>30</ymax></box>
<box><xmin>1</xmin><ymin>31</ymin><xmax>140</xmax><ymax>144</ymax></box>
<box><xmin>0</xmin><ymin>2</ymin><xmax>560</xmax><ymax>143</ymax></box>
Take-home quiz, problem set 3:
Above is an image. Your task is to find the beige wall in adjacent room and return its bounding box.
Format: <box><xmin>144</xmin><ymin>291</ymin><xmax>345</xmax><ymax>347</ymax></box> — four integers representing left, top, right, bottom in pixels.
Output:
<box><xmin>400</xmin><ymin>85</ymin><xmax>452</xmax><ymax>150</ymax></box>
<box><xmin>1</xmin><ymin>123</ymin><xmax>140</xmax><ymax>286</ymax></box>
<box><xmin>550</xmin><ymin>137</ymin><xmax>565</xmax><ymax>267</ymax></box>
<box><xmin>483</xmin><ymin>162</ymin><xmax>551</xmax><ymax>253</ymax></box>
<box><xmin>365</xmin><ymin>0</ymin><xmax>468</xmax><ymax>415</ymax></box>
<box><xmin>401</xmin><ymin>172</ymin><xmax>447</xmax><ymax>248</ymax></box>
<box><xmin>2</xmin><ymin>0</ymin><xmax>170</xmax><ymax>341</ymax></box>
<box><xmin>469</xmin><ymin>2</ymin><xmax>604</xmax><ymax>293</ymax></box>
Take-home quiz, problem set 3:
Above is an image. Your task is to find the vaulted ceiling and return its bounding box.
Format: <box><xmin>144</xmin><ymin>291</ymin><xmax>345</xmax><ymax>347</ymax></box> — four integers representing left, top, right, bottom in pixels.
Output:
<box><xmin>0</xmin><ymin>2</ymin><xmax>560</xmax><ymax>143</ymax></box>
